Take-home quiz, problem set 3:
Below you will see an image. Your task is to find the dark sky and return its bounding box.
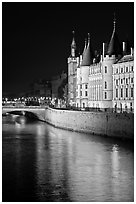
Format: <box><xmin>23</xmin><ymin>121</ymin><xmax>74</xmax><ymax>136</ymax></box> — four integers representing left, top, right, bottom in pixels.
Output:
<box><xmin>2</xmin><ymin>2</ymin><xmax>134</xmax><ymax>94</ymax></box>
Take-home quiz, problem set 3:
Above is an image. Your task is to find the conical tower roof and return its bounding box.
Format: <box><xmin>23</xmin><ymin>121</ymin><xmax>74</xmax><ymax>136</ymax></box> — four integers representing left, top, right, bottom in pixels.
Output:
<box><xmin>81</xmin><ymin>33</ymin><xmax>93</xmax><ymax>66</ymax></box>
<box><xmin>107</xmin><ymin>16</ymin><xmax>122</xmax><ymax>56</ymax></box>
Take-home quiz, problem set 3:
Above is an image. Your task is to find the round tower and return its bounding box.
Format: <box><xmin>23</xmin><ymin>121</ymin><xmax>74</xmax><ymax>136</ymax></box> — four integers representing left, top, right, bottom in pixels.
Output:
<box><xmin>80</xmin><ymin>33</ymin><xmax>93</xmax><ymax>108</ymax></box>
<box><xmin>102</xmin><ymin>16</ymin><xmax>122</xmax><ymax>109</ymax></box>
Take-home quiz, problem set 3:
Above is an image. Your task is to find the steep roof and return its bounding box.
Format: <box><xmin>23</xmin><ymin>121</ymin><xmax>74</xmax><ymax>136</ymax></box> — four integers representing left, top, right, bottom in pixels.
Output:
<box><xmin>81</xmin><ymin>34</ymin><xmax>93</xmax><ymax>66</ymax></box>
<box><xmin>115</xmin><ymin>54</ymin><xmax>134</xmax><ymax>63</ymax></box>
<box><xmin>107</xmin><ymin>19</ymin><xmax>122</xmax><ymax>56</ymax></box>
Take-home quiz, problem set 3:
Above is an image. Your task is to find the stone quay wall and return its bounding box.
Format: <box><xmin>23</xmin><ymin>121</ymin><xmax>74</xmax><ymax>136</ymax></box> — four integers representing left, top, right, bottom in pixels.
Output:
<box><xmin>45</xmin><ymin>107</ymin><xmax>134</xmax><ymax>140</ymax></box>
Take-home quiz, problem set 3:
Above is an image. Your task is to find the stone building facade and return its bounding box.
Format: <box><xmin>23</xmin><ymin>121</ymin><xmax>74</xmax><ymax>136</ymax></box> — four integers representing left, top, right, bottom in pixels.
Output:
<box><xmin>67</xmin><ymin>18</ymin><xmax>134</xmax><ymax>112</ymax></box>
<box><xmin>112</xmin><ymin>52</ymin><xmax>134</xmax><ymax>112</ymax></box>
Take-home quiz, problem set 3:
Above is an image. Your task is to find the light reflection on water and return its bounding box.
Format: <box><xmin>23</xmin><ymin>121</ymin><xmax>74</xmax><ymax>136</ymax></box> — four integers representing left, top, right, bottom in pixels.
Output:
<box><xmin>2</xmin><ymin>116</ymin><xmax>134</xmax><ymax>202</ymax></box>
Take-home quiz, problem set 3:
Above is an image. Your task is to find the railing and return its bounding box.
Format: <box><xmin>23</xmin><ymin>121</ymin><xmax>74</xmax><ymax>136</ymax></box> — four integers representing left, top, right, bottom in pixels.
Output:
<box><xmin>2</xmin><ymin>105</ymin><xmax>46</xmax><ymax>109</ymax></box>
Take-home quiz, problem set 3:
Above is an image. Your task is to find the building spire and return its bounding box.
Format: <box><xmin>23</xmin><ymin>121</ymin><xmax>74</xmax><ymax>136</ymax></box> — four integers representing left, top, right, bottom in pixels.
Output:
<box><xmin>71</xmin><ymin>30</ymin><xmax>76</xmax><ymax>57</ymax></box>
<box><xmin>82</xmin><ymin>38</ymin><xmax>87</xmax><ymax>57</ymax></box>
<box><xmin>87</xmin><ymin>33</ymin><xmax>90</xmax><ymax>45</ymax></box>
<box><xmin>107</xmin><ymin>14</ymin><xmax>122</xmax><ymax>56</ymax></box>
<box><xmin>113</xmin><ymin>12</ymin><xmax>116</xmax><ymax>31</ymax></box>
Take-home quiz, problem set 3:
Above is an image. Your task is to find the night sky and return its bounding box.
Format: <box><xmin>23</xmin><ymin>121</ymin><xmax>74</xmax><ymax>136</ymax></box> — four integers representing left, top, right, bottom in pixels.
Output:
<box><xmin>2</xmin><ymin>2</ymin><xmax>134</xmax><ymax>95</ymax></box>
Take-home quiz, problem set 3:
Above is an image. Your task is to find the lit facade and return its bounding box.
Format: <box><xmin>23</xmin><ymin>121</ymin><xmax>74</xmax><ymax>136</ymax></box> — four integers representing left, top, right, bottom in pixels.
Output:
<box><xmin>67</xmin><ymin>19</ymin><xmax>134</xmax><ymax>112</ymax></box>
<box><xmin>112</xmin><ymin>53</ymin><xmax>134</xmax><ymax>112</ymax></box>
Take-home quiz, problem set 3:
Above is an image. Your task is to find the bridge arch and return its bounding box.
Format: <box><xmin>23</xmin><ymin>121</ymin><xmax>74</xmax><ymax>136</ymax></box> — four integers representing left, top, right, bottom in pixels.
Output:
<box><xmin>2</xmin><ymin>107</ymin><xmax>46</xmax><ymax>121</ymax></box>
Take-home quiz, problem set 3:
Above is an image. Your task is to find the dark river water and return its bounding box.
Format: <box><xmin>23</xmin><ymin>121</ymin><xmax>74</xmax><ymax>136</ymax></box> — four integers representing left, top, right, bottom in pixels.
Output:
<box><xmin>2</xmin><ymin>115</ymin><xmax>134</xmax><ymax>202</ymax></box>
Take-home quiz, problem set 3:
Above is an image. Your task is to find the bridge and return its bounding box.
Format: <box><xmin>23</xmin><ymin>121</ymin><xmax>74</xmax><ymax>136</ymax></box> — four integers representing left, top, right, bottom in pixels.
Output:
<box><xmin>2</xmin><ymin>106</ymin><xmax>46</xmax><ymax>121</ymax></box>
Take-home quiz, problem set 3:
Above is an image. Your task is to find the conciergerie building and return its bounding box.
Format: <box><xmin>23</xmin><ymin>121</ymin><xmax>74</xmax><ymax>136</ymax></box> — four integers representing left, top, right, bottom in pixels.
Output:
<box><xmin>67</xmin><ymin>18</ymin><xmax>134</xmax><ymax>112</ymax></box>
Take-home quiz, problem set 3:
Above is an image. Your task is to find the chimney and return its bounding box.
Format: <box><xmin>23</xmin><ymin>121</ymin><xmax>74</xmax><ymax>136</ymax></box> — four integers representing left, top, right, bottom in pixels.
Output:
<box><xmin>77</xmin><ymin>57</ymin><xmax>80</xmax><ymax>67</ymax></box>
<box><xmin>122</xmin><ymin>42</ymin><xmax>126</xmax><ymax>55</ymax></box>
<box><xmin>80</xmin><ymin>54</ymin><xmax>83</xmax><ymax>65</ymax></box>
<box><xmin>103</xmin><ymin>43</ymin><xmax>105</xmax><ymax>59</ymax></box>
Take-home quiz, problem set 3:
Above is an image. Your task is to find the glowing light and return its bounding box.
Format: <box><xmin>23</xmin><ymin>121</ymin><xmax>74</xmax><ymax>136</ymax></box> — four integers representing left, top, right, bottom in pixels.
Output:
<box><xmin>112</xmin><ymin>144</ymin><xmax>119</xmax><ymax>152</ymax></box>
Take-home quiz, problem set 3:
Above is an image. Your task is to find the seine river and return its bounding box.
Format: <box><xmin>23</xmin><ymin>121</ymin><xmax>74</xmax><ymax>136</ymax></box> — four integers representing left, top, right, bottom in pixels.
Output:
<box><xmin>2</xmin><ymin>115</ymin><xmax>134</xmax><ymax>202</ymax></box>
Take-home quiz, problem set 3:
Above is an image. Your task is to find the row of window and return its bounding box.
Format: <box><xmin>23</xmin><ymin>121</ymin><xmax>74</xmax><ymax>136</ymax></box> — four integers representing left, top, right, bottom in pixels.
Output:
<box><xmin>80</xmin><ymin>91</ymin><xmax>88</xmax><ymax>97</ymax></box>
<box><xmin>77</xmin><ymin>77</ymin><xmax>133</xmax><ymax>92</ymax></box>
<box><xmin>90</xmin><ymin>67</ymin><xmax>102</xmax><ymax>74</ymax></box>
<box><xmin>115</xmin><ymin>77</ymin><xmax>134</xmax><ymax>85</ymax></box>
<box><xmin>115</xmin><ymin>65</ymin><xmax>134</xmax><ymax>74</ymax></box>
<box><xmin>77</xmin><ymin>89</ymin><xmax>134</xmax><ymax>100</ymax></box>
<box><xmin>80</xmin><ymin>84</ymin><xmax>88</xmax><ymax>89</ymax></box>
<box><xmin>90</xmin><ymin>64</ymin><xmax>134</xmax><ymax>75</ymax></box>
<box><xmin>115</xmin><ymin>87</ymin><xmax>134</xmax><ymax>98</ymax></box>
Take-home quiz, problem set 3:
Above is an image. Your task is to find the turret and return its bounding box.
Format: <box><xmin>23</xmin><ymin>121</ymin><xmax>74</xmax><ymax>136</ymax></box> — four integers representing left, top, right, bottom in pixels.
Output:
<box><xmin>68</xmin><ymin>31</ymin><xmax>78</xmax><ymax>106</ymax></box>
